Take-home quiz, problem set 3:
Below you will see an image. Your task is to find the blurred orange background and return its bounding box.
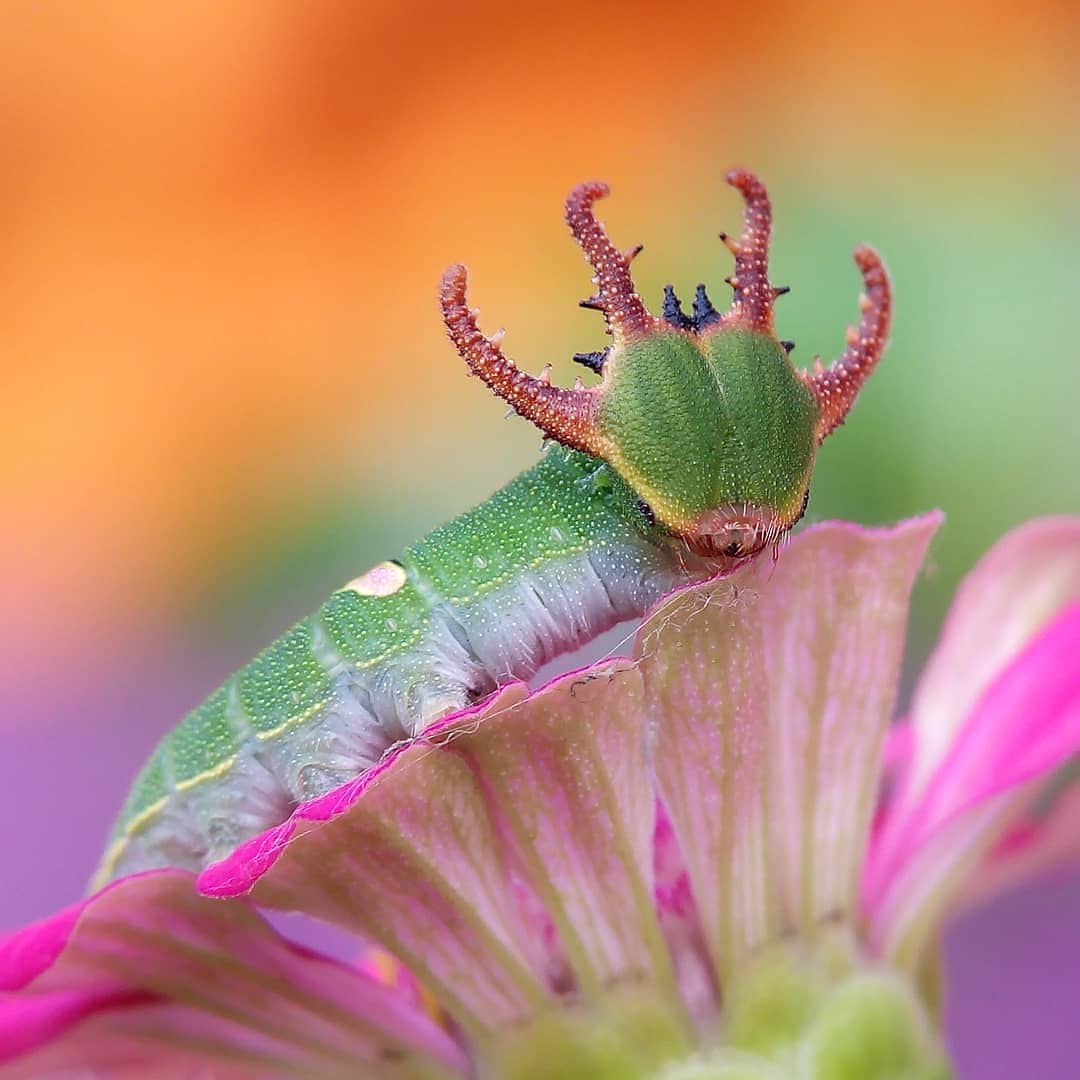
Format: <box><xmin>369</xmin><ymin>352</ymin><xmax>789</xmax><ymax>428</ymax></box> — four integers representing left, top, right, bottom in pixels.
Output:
<box><xmin>2</xmin><ymin>5</ymin><xmax>1078</xmax><ymax>1065</ymax></box>
<box><xmin>5</xmin><ymin>0</ymin><xmax>1075</xmax><ymax>669</ymax></box>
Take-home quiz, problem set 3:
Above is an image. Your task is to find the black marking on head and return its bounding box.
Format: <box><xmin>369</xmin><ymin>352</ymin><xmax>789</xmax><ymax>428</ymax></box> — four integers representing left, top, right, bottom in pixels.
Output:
<box><xmin>797</xmin><ymin>487</ymin><xmax>811</xmax><ymax>523</ymax></box>
<box><xmin>781</xmin><ymin>340</ymin><xmax>796</xmax><ymax>354</ymax></box>
<box><xmin>693</xmin><ymin>285</ymin><xmax>723</xmax><ymax>331</ymax></box>
<box><xmin>572</xmin><ymin>349</ymin><xmax>609</xmax><ymax>374</ymax></box>
<box><xmin>773</xmin><ymin>285</ymin><xmax>792</xmax><ymax>297</ymax></box>
<box><xmin>661</xmin><ymin>285</ymin><xmax>695</xmax><ymax>331</ymax></box>
<box><xmin>634</xmin><ymin>497</ymin><xmax>657</xmax><ymax>528</ymax></box>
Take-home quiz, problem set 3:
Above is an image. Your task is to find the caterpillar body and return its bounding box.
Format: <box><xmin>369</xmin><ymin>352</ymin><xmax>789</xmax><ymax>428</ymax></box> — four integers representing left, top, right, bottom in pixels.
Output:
<box><xmin>98</xmin><ymin>449</ymin><xmax>694</xmax><ymax>883</ymax></box>
<box><xmin>95</xmin><ymin>169</ymin><xmax>892</xmax><ymax>887</ymax></box>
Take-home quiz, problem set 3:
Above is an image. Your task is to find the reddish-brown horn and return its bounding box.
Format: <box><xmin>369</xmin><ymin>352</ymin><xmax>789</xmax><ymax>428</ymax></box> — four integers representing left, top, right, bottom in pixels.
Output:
<box><xmin>721</xmin><ymin>168</ymin><xmax>784</xmax><ymax>334</ymax></box>
<box><xmin>440</xmin><ymin>265</ymin><xmax>607</xmax><ymax>455</ymax></box>
<box><xmin>803</xmin><ymin>246</ymin><xmax>892</xmax><ymax>442</ymax></box>
<box><xmin>565</xmin><ymin>182</ymin><xmax>658</xmax><ymax>345</ymax></box>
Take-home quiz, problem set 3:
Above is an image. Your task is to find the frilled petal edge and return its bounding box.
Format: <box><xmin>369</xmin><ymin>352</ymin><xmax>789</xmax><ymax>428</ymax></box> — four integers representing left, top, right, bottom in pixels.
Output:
<box><xmin>200</xmin><ymin>661</ymin><xmax>690</xmax><ymax>1057</ymax></box>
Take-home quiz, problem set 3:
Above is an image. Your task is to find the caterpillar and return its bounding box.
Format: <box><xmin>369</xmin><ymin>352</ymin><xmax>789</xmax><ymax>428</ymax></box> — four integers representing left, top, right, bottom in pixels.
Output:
<box><xmin>94</xmin><ymin>169</ymin><xmax>891</xmax><ymax>888</ymax></box>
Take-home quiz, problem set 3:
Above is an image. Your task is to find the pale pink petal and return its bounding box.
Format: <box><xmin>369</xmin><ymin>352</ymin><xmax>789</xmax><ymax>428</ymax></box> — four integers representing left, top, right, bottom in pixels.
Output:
<box><xmin>647</xmin><ymin>515</ymin><xmax>941</xmax><ymax>983</ymax></box>
<box><xmin>865</xmin><ymin>604</ymin><xmax>1080</xmax><ymax>969</ymax></box>
<box><xmin>0</xmin><ymin>987</ymin><xmax>150</xmax><ymax>1064</ymax></box>
<box><xmin>952</xmin><ymin>784</ymin><xmax>1080</xmax><ymax>913</ymax></box>
<box><xmin>869</xmin><ymin>605</ymin><xmax>1080</xmax><ymax>884</ymax></box>
<box><xmin>444</xmin><ymin>664</ymin><xmax>675</xmax><ymax>1004</ymax></box>
<box><xmin>652</xmin><ymin>802</ymin><xmax>717</xmax><ymax>1027</ymax></box>
<box><xmin>12</xmin><ymin>997</ymin><xmax>451</xmax><ymax>1079</ymax></box>
<box><xmin>870</xmin><ymin>722</ymin><xmax>915</xmax><ymax>837</ymax></box>
<box><xmin>1</xmin><ymin>871</ymin><xmax>466</xmax><ymax>1076</ymax></box>
<box><xmin>905</xmin><ymin>516</ymin><xmax>1080</xmax><ymax>795</ymax></box>
<box><xmin>882</xmin><ymin>721</ymin><xmax>915</xmax><ymax>779</ymax></box>
<box><xmin>202</xmin><ymin>665</ymin><xmax>687</xmax><ymax>1047</ymax></box>
<box><xmin>3</xmin><ymin>1003</ymin><xmax>309</xmax><ymax>1079</ymax></box>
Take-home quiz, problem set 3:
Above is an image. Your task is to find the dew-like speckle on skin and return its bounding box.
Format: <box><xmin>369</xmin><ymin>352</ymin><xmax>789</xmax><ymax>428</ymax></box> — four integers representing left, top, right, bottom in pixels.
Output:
<box><xmin>344</xmin><ymin>561</ymin><xmax>407</xmax><ymax>597</ymax></box>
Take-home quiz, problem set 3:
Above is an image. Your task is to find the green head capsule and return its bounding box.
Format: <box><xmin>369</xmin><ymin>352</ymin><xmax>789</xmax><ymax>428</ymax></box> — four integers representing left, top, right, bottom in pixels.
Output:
<box><xmin>441</xmin><ymin>168</ymin><xmax>891</xmax><ymax>563</ymax></box>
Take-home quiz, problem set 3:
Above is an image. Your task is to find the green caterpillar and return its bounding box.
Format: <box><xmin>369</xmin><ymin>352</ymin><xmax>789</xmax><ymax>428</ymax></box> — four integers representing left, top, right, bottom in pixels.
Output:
<box><xmin>94</xmin><ymin>169</ymin><xmax>891</xmax><ymax>887</ymax></box>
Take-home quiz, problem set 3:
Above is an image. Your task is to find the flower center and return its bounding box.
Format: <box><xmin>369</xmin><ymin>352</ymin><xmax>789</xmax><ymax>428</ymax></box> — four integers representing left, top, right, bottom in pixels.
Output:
<box><xmin>484</xmin><ymin>930</ymin><xmax>951</xmax><ymax>1079</ymax></box>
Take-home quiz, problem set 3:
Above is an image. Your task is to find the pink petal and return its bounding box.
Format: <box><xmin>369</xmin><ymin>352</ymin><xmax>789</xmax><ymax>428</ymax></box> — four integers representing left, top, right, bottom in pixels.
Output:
<box><xmin>905</xmin><ymin>516</ymin><xmax>1080</xmax><ymax>796</ymax></box>
<box><xmin>1</xmin><ymin>870</ymin><xmax>466</xmax><ymax>1075</ymax></box>
<box><xmin>865</xmin><ymin>603</ymin><xmax>1080</xmax><ymax>968</ymax></box>
<box><xmin>647</xmin><ymin>515</ymin><xmax>941</xmax><ymax>983</ymax></box>
<box><xmin>0</xmin><ymin>895</ymin><xmax>85</xmax><ymax>992</ymax></box>
<box><xmin>201</xmin><ymin>666</ymin><xmax>687</xmax><ymax>1045</ymax></box>
<box><xmin>651</xmin><ymin>803</ymin><xmax>717</xmax><ymax>1027</ymax></box>
<box><xmin>870</xmin><ymin>721</ymin><xmax>916</xmax><ymax>836</ymax></box>
<box><xmin>882</xmin><ymin>721</ymin><xmax>915</xmax><ymax>779</ymax></box>
<box><xmin>0</xmin><ymin>988</ymin><xmax>150</xmax><ymax>1064</ymax></box>
<box><xmin>954</xmin><ymin>785</ymin><xmax>1080</xmax><ymax>913</ymax></box>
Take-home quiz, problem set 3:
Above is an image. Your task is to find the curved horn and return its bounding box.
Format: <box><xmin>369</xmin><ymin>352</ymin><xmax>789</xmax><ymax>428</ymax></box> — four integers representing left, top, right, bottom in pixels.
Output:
<box><xmin>803</xmin><ymin>246</ymin><xmax>892</xmax><ymax>443</ymax></box>
<box><xmin>565</xmin><ymin>182</ymin><xmax>658</xmax><ymax>345</ymax></box>
<box><xmin>440</xmin><ymin>265</ymin><xmax>607</xmax><ymax>455</ymax></box>
<box><xmin>720</xmin><ymin>168</ymin><xmax>786</xmax><ymax>334</ymax></box>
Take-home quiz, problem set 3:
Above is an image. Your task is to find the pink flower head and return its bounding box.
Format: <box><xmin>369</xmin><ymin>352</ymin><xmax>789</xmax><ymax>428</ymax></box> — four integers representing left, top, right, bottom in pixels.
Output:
<box><xmin>3</xmin><ymin>515</ymin><xmax>1078</xmax><ymax>1076</ymax></box>
<box><xmin>864</xmin><ymin>518</ymin><xmax>1080</xmax><ymax>967</ymax></box>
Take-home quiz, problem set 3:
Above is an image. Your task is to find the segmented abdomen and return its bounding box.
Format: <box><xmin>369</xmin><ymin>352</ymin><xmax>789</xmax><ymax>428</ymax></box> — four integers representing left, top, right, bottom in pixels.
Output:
<box><xmin>95</xmin><ymin>448</ymin><xmax>691</xmax><ymax>886</ymax></box>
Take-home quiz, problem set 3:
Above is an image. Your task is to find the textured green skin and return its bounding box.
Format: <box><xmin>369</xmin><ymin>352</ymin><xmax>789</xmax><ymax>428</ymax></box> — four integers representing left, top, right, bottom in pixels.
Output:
<box><xmin>103</xmin><ymin>321</ymin><xmax>824</xmax><ymax>882</ymax></box>
<box><xmin>600</xmin><ymin>328</ymin><xmax>818</xmax><ymax>529</ymax></box>
<box><xmin>104</xmin><ymin>447</ymin><xmax>683</xmax><ymax>873</ymax></box>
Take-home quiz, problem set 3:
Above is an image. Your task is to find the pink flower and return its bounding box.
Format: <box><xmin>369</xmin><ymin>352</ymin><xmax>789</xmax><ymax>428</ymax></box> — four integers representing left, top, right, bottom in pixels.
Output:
<box><xmin>864</xmin><ymin>518</ymin><xmax>1080</xmax><ymax>967</ymax></box>
<box><xmin>3</xmin><ymin>514</ymin><xmax>1078</xmax><ymax>1076</ymax></box>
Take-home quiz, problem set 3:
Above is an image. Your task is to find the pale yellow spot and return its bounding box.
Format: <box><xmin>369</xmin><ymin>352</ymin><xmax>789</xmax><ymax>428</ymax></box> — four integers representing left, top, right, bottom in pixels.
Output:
<box><xmin>344</xmin><ymin>560</ymin><xmax>407</xmax><ymax>597</ymax></box>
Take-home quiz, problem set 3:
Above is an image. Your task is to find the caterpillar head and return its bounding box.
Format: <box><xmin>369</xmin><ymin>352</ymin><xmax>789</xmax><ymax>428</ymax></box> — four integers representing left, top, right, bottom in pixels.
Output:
<box><xmin>441</xmin><ymin>169</ymin><xmax>891</xmax><ymax>564</ymax></box>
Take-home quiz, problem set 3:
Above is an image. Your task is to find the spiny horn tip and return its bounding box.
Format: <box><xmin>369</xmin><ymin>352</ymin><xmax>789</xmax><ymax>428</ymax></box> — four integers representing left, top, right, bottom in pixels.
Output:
<box><xmin>440</xmin><ymin>263</ymin><xmax>468</xmax><ymax>297</ymax></box>
<box><xmin>853</xmin><ymin>245</ymin><xmax>884</xmax><ymax>271</ymax></box>
<box><xmin>567</xmin><ymin>180</ymin><xmax>611</xmax><ymax>208</ymax></box>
